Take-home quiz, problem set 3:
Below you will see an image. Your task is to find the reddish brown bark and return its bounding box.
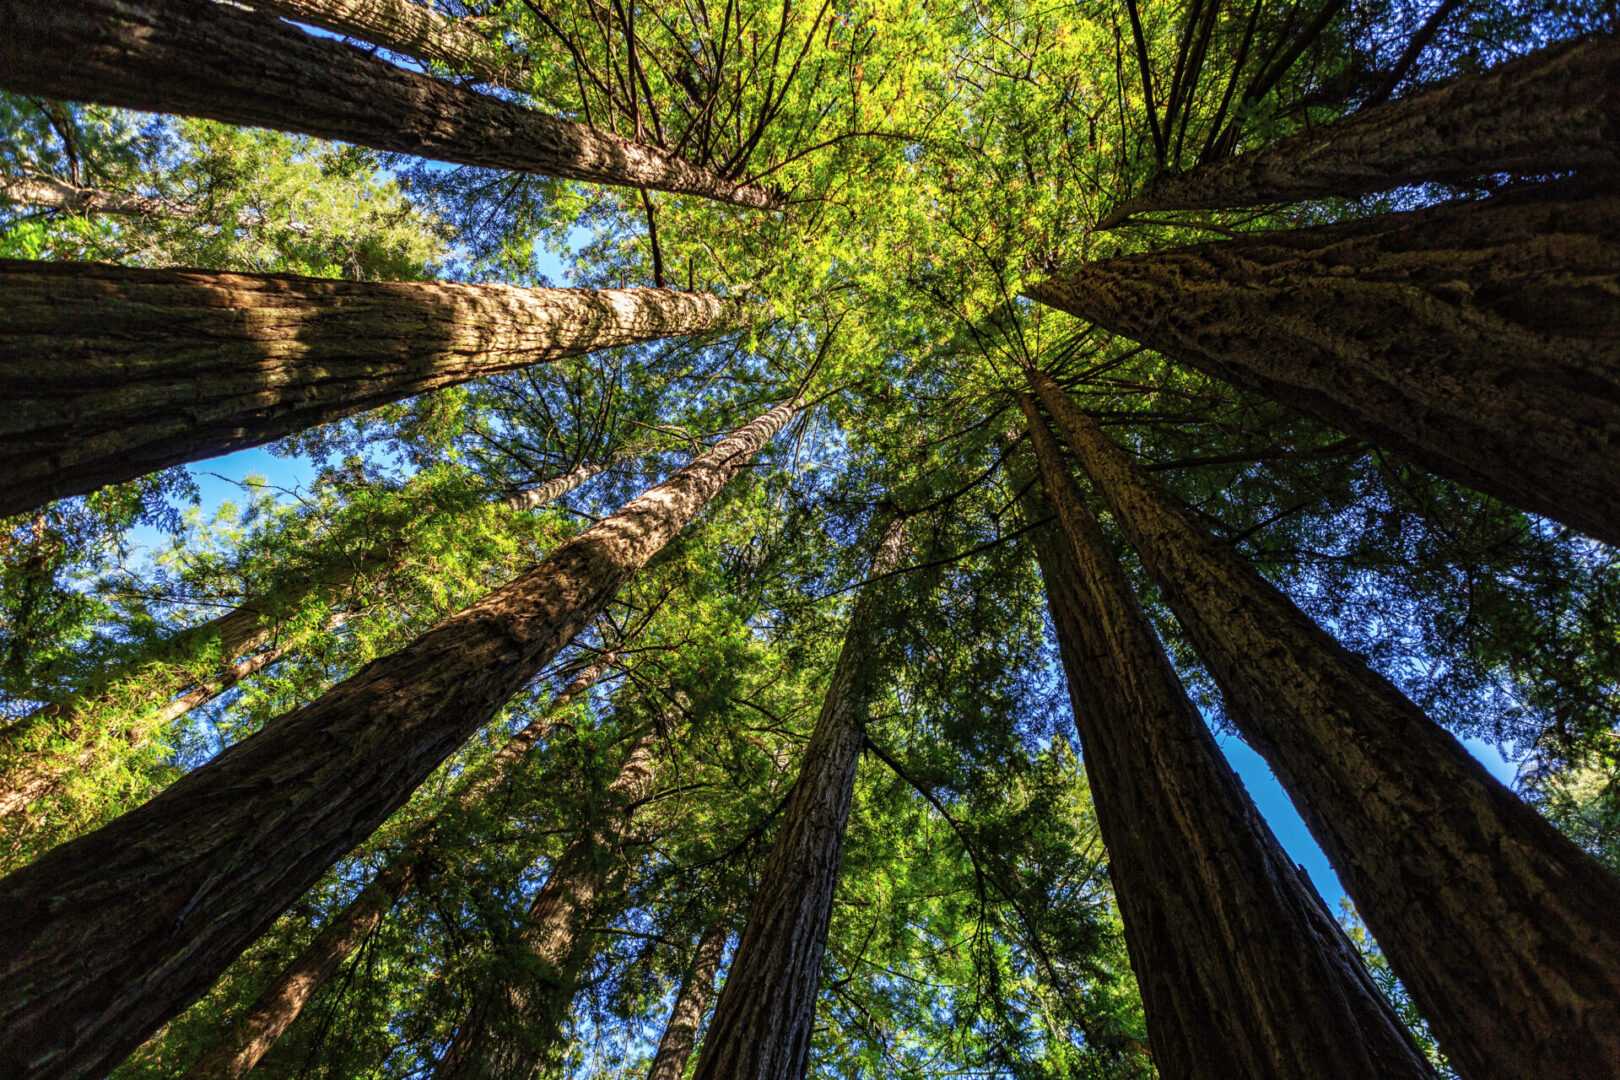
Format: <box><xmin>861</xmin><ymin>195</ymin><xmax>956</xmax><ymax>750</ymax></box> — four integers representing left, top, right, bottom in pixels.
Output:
<box><xmin>692</xmin><ymin>518</ymin><xmax>906</xmax><ymax>1080</ymax></box>
<box><xmin>647</xmin><ymin>919</ymin><xmax>728</xmax><ymax>1080</ymax></box>
<box><xmin>0</xmin><ymin>0</ymin><xmax>781</xmax><ymax>210</ymax></box>
<box><xmin>0</xmin><ymin>260</ymin><xmax>748</xmax><ymax>517</ymax></box>
<box><xmin>1028</xmin><ymin>184</ymin><xmax>1620</xmax><ymax>546</ymax></box>
<box><xmin>249</xmin><ymin>0</ymin><xmax>520</xmax><ymax>84</ymax></box>
<box><xmin>1017</xmin><ymin>397</ymin><xmax>1433</xmax><ymax>1079</ymax></box>
<box><xmin>0</xmin><ymin>395</ymin><xmax>798</xmax><ymax>1080</ymax></box>
<box><xmin>1030</xmin><ymin>368</ymin><xmax>1620</xmax><ymax>1080</ymax></box>
<box><xmin>1101</xmin><ymin>36</ymin><xmax>1620</xmax><ymax>226</ymax></box>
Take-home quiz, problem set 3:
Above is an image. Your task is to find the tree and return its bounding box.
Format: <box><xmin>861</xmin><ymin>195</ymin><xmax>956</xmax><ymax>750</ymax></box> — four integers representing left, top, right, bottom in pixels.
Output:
<box><xmin>0</xmin><ymin>393</ymin><xmax>798</xmax><ymax>1080</ymax></box>
<box><xmin>1016</xmin><ymin>396</ymin><xmax>1434</xmax><ymax>1078</ymax></box>
<box><xmin>1028</xmin><ymin>366</ymin><xmax>1620</xmax><ymax>1080</ymax></box>
<box><xmin>646</xmin><ymin>918</ymin><xmax>728</xmax><ymax>1080</ymax></box>
<box><xmin>248</xmin><ymin>0</ymin><xmax>523</xmax><ymax>84</ymax></box>
<box><xmin>0</xmin><ymin>260</ymin><xmax>749</xmax><ymax>516</ymax></box>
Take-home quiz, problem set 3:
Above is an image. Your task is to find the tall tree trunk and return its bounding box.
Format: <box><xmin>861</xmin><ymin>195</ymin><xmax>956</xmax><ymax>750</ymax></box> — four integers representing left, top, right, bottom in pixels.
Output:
<box><xmin>1100</xmin><ymin>36</ymin><xmax>1620</xmax><ymax>225</ymax></box>
<box><xmin>646</xmin><ymin>919</ymin><xmax>728</xmax><ymax>1080</ymax></box>
<box><xmin>1028</xmin><ymin>367</ymin><xmax>1620</xmax><ymax>1080</ymax></box>
<box><xmin>248</xmin><ymin>0</ymin><xmax>520</xmax><ymax>84</ymax></box>
<box><xmin>0</xmin><ymin>260</ymin><xmax>748</xmax><ymax>517</ymax></box>
<box><xmin>0</xmin><ymin>0</ymin><xmax>781</xmax><ymax>210</ymax></box>
<box><xmin>692</xmin><ymin>517</ymin><xmax>906</xmax><ymax>1080</ymax></box>
<box><xmin>1</xmin><ymin>172</ymin><xmax>204</xmax><ymax>219</ymax></box>
<box><xmin>1016</xmin><ymin>397</ymin><xmax>1433</xmax><ymax>1079</ymax></box>
<box><xmin>1026</xmin><ymin>183</ymin><xmax>1620</xmax><ymax>546</ymax></box>
<box><xmin>0</xmin><ymin>462</ymin><xmax>607</xmax><ymax>829</ymax></box>
<box><xmin>0</xmin><ymin>394</ymin><xmax>798</xmax><ymax>1080</ymax></box>
<box><xmin>184</xmin><ymin>659</ymin><xmax>610</xmax><ymax>1080</ymax></box>
<box><xmin>435</xmin><ymin>735</ymin><xmax>659</xmax><ymax>1080</ymax></box>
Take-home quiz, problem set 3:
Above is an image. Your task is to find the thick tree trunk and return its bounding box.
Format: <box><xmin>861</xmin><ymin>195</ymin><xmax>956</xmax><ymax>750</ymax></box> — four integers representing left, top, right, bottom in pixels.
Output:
<box><xmin>647</xmin><ymin>919</ymin><xmax>728</xmax><ymax>1080</ymax></box>
<box><xmin>183</xmin><ymin>660</ymin><xmax>609</xmax><ymax>1080</ymax></box>
<box><xmin>1027</xmin><ymin>184</ymin><xmax>1620</xmax><ymax>546</ymax></box>
<box><xmin>0</xmin><ymin>463</ymin><xmax>605</xmax><ymax>829</ymax></box>
<box><xmin>1029</xmin><ymin>368</ymin><xmax>1620</xmax><ymax>1080</ymax></box>
<box><xmin>0</xmin><ymin>0</ymin><xmax>782</xmax><ymax>210</ymax></box>
<box><xmin>1100</xmin><ymin>36</ymin><xmax>1620</xmax><ymax>225</ymax></box>
<box><xmin>0</xmin><ymin>394</ymin><xmax>798</xmax><ymax>1080</ymax></box>
<box><xmin>692</xmin><ymin>518</ymin><xmax>906</xmax><ymax>1080</ymax></box>
<box><xmin>1016</xmin><ymin>397</ymin><xmax>1433</xmax><ymax>1079</ymax></box>
<box><xmin>248</xmin><ymin>0</ymin><xmax>519</xmax><ymax>84</ymax></box>
<box><xmin>0</xmin><ymin>260</ymin><xmax>747</xmax><ymax>517</ymax></box>
<box><xmin>435</xmin><ymin>736</ymin><xmax>659</xmax><ymax>1080</ymax></box>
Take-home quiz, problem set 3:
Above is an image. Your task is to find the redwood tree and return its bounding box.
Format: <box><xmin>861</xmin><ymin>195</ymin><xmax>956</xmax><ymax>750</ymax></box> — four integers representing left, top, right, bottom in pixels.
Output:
<box><xmin>647</xmin><ymin>919</ymin><xmax>729</xmax><ymax>1080</ymax></box>
<box><xmin>248</xmin><ymin>0</ymin><xmax>520</xmax><ymax>84</ymax></box>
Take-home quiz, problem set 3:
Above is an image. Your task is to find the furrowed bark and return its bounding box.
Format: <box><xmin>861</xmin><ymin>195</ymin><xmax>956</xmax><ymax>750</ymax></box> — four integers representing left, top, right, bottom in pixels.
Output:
<box><xmin>0</xmin><ymin>0</ymin><xmax>782</xmax><ymax>210</ymax></box>
<box><xmin>248</xmin><ymin>0</ymin><xmax>520</xmax><ymax>84</ymax></box>
<box><xmin>647</xmin><ymin>919</ymin><xmax>728</xmax><ymax>1080</ymax></box>
<box><xmin>692</xmin><ymin>517</ymin><xmax>906</xmax><ymax>1080</ymax></box>
<box><xmin>184</xmin><ymin>660</ymin><xmax>609</xmax><ymax>1080</ymax></box>
<box><xmin>1100</xmin><ymin>36</ymin><xmax>1620</xmax><ymax>225</ymax></box>
<box><xmin>435</xmin><ymin>735</ymin><xmax>659</xmax><ymax>1080</ymax></box>
<box><xmin>1016</xmin><ymin>398</ymin><xmax>1433</xmax><ymax>1079</ymax></box>
<box><xmin>0</xmin><ymin>394</ymin><xmax>798</xmax><ymax>1080</ymax></box>
<box><xmin>1029</xmin><ymin>368</ymin><xmax>1620</xmax><ymax>1080</ymax></box>
<box><xmin>0</xmin><ymin>260</ymin><xmax>749</xmax><ymax>517</ymax></box>
<box><xmin>1028</xmin><ymin>184</ymin><xmax>1620</xmax><ymax>546</ymax></box>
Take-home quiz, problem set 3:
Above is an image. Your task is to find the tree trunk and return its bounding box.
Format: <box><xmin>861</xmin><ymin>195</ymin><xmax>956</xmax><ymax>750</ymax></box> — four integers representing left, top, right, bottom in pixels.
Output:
<box><xmin>1029</xmin><ymin>367</ymin><xmax>1620</xmax><ymax>1080</ymax></box>
<box><xmin>1100</xmin><ymin>36</ymin><xmax>1620</xmax><ymax>225</ymax></box>
<box><xmin>0</xmin><ymin>394</ymin><xmax>798</xmax><ymax>1080</ymax></box>
<box><xmin>692</xmin><ymin>517</ymin><xmax>906</xmax><ymax>1080</ymax></box>
<box><xmin>0</xmin><ymin>0</ymin><xmax>781</xmax><ymax>210</ymax></box>
<box><xmin>435</xmin><ymin>735</ymin><xmax>659</xmax><ymax>1080</ymax></box>
<box><xmin>0</xmin><ymin>463</ymin><xmax>606</xmax><ymax>830</ymax></box>
<box><xmin>248</xmin><ymin>0</ymin><xmax>520</xmax><ymax>84</ymax></box>
<box><xmin>1026</xmin><ymin>183</ymin><xmax>1620</xmax><ymax>546</ymax></box>
<box><xmin>1</xmin><ymin>172</ymin><xmax>204</xmax><ymax>220</ymax></box>
<box><xmin>0</xmin><ymin>259</ymin><xmax>748</xmax><ymax>517</ymax></box>
<box><xmin>647</xmin><ymin>919</ymin><xmax>728</xmax><ymax>1080</ymax></box>
<box><xmin>183</xmin><ymin>659</ymin><xmax>609</xmax><ymax>1080</ymax></box>
<box><xmin>1016</xmin><ymin>397</ymin><xmax>1433</xmax><ymax>1079</ymax></box>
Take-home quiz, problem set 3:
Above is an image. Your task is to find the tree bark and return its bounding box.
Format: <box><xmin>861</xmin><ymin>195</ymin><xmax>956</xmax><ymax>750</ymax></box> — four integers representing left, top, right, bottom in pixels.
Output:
<box><xmin>435</xmin><ymin>735</ymin><xmax>659</xmax><ymax>1080</ymax></box>
<box><xmin>691</xmin><ymin>517</ymin><xmax>906</xmax><ymax>1080</ymax></box>
<box><xmin>1100</xmin><ymin>36</ymin><xmax>1620</xmax><ymax>225</ymax></box>
<box><xmin>0</xmin><ymin>259</ymin><xmax>749</xmax><ymax>517</ymax></box>
<box><xmin>1027</xmin><ymin>183</ymin><xmax>1620</xmax><ymax>547</ymax></box>
<box><xmin>646</xmin><ymin>919</ymin><xmax>728</xmax><ymax>1080</ymax></box>
<box><xmin>0</xmin><ymin>0</ymin><xmax>782</xmax><ymax>210</ymax></box>
<box><xmin>1015</xmin><ymin>397</ymin><xmax>1433</xmax><ymax>1079</ymax></box>
<box><xmin>1</xmin><ymin>172</ymin><xmax>204</xmax><ymax>220</ymax></box>
<box><xmin>183</xmin><ymin>659</ymin><xmax>609</xmax><ymax>1080</ymax></box>
<box><xmin>248</xmin><ymin>0</ymin><xmax>520</xmax><ymax>84</ymax></box>
<box><xmin>0</xmin><ymin>394</ymin><xmax>798</xmax><ymax>1080</ymax></box>
<box><xmin>1029</xmin><ymin>367</ymin><xmax>1620</xmax><ymax>1080</ymax></box>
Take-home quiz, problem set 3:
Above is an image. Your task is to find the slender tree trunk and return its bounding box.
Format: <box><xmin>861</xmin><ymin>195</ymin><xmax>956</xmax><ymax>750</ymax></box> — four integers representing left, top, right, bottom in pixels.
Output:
<box><xmin>183</xmin><ymin>659</ymin><xmax>609</xmax><ymax>1080</ymax></box>
<box><xmin>647</xmin><ymin>919</ymin><xmax>728</xmax><ymax>1080</ymax></box>
<box><xmin>1028</xmin><ymin>368</ymin><xmax>1620</xmax><ymax>1080</ymax></box>
<box><xmin>248</xmin><ymin>0</ymin><xmax>520</xmax><ymax>84</ymax></box>
<box><xmin>1100</xmin><ymin>36</ymin><xmax>1620</xmax><ymax>225</ymax></box>
<box><xmin>0</xmin><ymin>0</ymin><xmax>781</xmax><ymax>210</ymax></box>
<box><xmin>1027</xmin><ymin>183</ymin><xmax>1620</xmax><ymax>546</ymax></box>
<box><xmin>0</xmin><ymin>463</ymin><xmax>606</xmax><ymax>828</ymax></box>
<box><xmin>436</xmin><ymin>735</ymin><xmax>659</xmax><ymax>1080</ymax></box>
<box><xmin>0</xmin><ymin>260</ymin><xmax>748</xmax><ymax>517</ymax></box>
<box><xmin>692</xmin><ymin>517</ymin><xmax>906</xmax><ymax>1080</ymax></box>
<box><xmin>1016</xmin><ymin>398</ymin><xmax>1433</xmax><ymax>1079</ymax></box>
<box><xmin>1</xmin><ymin>172</ymin><xmax>203</xmax><ymax>219</ymax></box>
<box><xmin>0</xmin><ymin>394</ymin><xmax>798</xmax><ymax>1080</ymax></box>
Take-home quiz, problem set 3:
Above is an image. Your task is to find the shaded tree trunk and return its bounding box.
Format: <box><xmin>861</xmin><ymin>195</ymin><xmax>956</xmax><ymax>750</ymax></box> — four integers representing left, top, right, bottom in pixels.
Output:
<box><xmin>692</xmin><ymin>517</ymin><xmax>906</xmax><ymax>1080</ymax></box>
<box><xmin>1100</xmin><ymin>36</ymin><xmax>1620</xmax><ymax>225</ymax></box>
<box><xmin>0</xmin><ymin>0</ymin><xmax>781</xmax><ymax>210</ymax></box>
<box><xmin>0</xmin><ymin>394</ymin><xmax>798</xmax><ymax>1080</ymax></box>
<box><xmin>647</xmin><ymin>919</ymin><xmax>728</xmax><ymax>1080</ymax></box>
<box><xmin>1016</xmin><ymin>397</ymin><xmax>1433</xmax><ymax>1079</ymax></box>
<box><xmin>183</xmin><ymin>660</ymin><xmax>610</xmax><ymax>1080</ymax></box>
<box><xmin>249</xmin><ymin>0</ymin><xmax>520</xmax><ymax>84</ymax></box>
<box><xmin>1027</xmin><ymin>183</ymin><xmax>1620</xmax><ymax>546</ymax></box>
<box><xmin>436</xmin><ymin>735</ymin><xmax>659</xmax><ymax>1080</ymax></box>
<box><xmin>0</xmin><ymin>260</ymin><xmax>748</xmax><ymax>517</ymax></box>
<box><xmin>1029</xmin><ymin>367</ymin><xmax>1620</xmax><ymax>1080</ymax></box>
